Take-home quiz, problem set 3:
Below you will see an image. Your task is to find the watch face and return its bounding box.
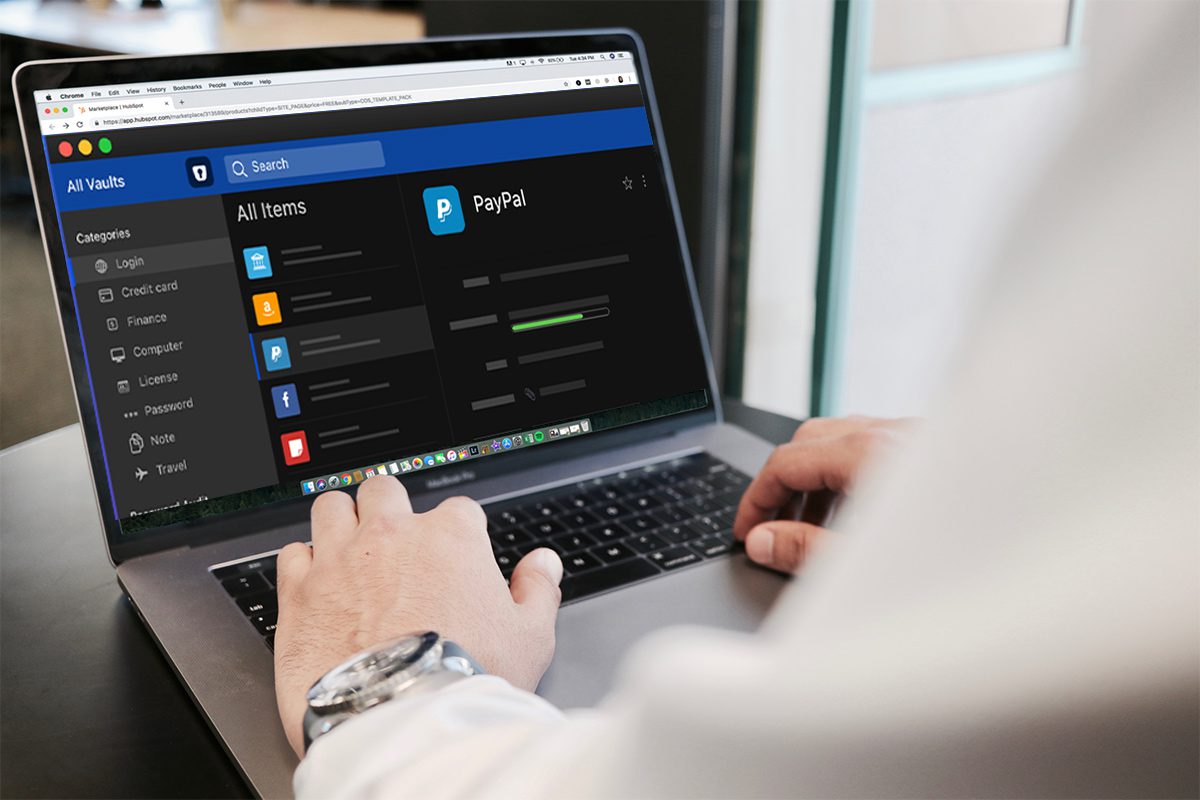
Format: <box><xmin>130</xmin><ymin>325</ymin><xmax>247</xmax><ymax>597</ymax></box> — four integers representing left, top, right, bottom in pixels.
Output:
<box><xmin>308</xmin><ymin>631</ymin><xmax>440</xmax><ymax>712</ymax></box>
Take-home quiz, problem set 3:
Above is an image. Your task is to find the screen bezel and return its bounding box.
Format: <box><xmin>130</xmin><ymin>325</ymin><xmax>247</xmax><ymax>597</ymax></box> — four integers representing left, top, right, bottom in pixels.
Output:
<box><xmin>13</xmin><ymin>29</ymin><xmax>722</xmax><ymax>565</ymax></box>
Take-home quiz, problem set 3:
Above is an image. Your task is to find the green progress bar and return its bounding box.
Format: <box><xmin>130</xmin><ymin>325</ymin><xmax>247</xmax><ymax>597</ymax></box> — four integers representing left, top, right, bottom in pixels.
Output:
<box><xmin>511</xmin><ymin>312</ymin><xmax>584</xmax><ymax>332</ymax></box>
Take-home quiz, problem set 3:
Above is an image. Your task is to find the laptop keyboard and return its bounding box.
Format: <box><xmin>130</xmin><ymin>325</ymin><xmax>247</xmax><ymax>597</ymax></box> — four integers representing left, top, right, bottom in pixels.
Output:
<box><xmin>210</xmin><ymin>452</ymin><xmax>751</xmax><ymax>652</ymax></box>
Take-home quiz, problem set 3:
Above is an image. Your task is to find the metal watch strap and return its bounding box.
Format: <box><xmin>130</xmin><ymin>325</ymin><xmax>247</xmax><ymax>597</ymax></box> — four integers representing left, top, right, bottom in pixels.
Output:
<box><xmin>302</xmin><ymin>639</ymin><xmax>483</xmax><ymax>753</ymax></box>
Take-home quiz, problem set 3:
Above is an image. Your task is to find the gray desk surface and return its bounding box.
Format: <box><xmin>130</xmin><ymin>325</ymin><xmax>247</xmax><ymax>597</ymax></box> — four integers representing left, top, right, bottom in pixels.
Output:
<box><xmin>0</xmin><ymin>400</ymin><xmax>798</xmax><ymax>799</ymax></box>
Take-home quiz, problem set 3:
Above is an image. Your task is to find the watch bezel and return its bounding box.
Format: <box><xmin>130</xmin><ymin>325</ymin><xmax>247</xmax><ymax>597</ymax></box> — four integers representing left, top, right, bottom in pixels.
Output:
<box><xmin>307</xmin><ymin>630</ymin><xmax>442</xmax><ymax>715</ymax></box>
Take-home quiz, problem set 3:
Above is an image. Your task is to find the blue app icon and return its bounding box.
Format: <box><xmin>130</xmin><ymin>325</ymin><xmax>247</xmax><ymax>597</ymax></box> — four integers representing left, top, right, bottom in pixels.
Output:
<box><xmin>502</xmin><ymin>437</ymin><xmax>512</xmax><ymax>449</ymax></box>
<box><xmin>271</xmin><ymin>383</ymin><xmax>300</xmax><ymax>418</ymax></box>
<box><xmin>422</xmin><ymin>185</ymin><xmax>466</xmax><ymax>236</ymax></box>
<box><xmin>261</xmin><ymin>337</ymin><xmax>291</xmax><ymax>371</ymax></box>
<box><xmin>424</xmin><ymin>455</ymin><xmax>436</xmax><ymax>467</ymax></box>
<box><xmin>243</xmin><ymin>246</ymin><xmax>272</xmax><ymax>280</ymax></box>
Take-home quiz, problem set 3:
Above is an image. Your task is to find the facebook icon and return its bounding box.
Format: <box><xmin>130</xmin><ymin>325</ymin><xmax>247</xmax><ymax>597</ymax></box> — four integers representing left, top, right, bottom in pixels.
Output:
<box><xmin>261</xmin><ymin>337</ymin><xmax>291</xmax><ymax>372</ymax></box>
<box><xmin>270</xmin><ymin>383</ymin><xmax>300</xmax><ymax>419</ymax></box>
<box><xmin>422</xmin><ymin>185</ymin><xmax>466</xmax><ymax>236</ymax></box>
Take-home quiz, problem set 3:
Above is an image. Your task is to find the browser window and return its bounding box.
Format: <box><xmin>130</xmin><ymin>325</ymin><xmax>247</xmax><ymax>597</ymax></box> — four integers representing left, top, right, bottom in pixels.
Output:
<box><xmin>33</xmin><ymin>51</ymin><xmax>711</xmax><ymax>535</ymax></box>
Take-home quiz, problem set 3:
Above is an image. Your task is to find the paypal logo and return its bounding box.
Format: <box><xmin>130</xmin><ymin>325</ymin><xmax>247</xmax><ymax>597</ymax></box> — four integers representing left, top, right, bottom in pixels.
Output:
<box><xmin>422</xmin><ymin>185</ymin><xmax>466</xmax><ymax>236</ymax></box>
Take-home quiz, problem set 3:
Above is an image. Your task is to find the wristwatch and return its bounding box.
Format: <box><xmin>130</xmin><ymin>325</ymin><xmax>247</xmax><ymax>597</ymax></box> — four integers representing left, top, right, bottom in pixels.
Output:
<box><xmin>302</xmin><ymin>630</ymin><xmax>484</xmax><ymax>752</ymax></box>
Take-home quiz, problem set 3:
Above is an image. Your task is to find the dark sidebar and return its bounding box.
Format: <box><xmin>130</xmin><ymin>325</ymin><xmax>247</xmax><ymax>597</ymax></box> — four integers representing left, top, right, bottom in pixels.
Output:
<box><xmin>62</xmin><ymin>197</ymin><xmax>277</xmax><ymax>517</ymax></box>
<box><xmin>220</xmin><ymin>177</ymin><xmax>452</xmax><ymax>483</ymax></box>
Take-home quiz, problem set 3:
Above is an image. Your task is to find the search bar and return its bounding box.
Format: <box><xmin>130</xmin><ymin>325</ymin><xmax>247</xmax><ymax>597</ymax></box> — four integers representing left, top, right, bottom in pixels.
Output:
<box><xmin>224</xmin><ymin>141</ymin><xmax>384</xmax><ymax>184</ymax></box>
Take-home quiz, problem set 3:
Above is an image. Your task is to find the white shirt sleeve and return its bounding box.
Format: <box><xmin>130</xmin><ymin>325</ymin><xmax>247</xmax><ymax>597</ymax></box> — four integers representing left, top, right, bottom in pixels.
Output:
<box><xmin>296</xmin><ymin>3</ymin><xmax>1199</xmax><ymax>797</ymax></box>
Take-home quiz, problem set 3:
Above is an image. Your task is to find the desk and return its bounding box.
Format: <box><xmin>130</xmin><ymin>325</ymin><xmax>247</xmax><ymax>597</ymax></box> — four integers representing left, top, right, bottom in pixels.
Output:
<box><xmin>0</xmin><ymin>401</ymin><xmax>798</xmax><ymax>798</ymax></box>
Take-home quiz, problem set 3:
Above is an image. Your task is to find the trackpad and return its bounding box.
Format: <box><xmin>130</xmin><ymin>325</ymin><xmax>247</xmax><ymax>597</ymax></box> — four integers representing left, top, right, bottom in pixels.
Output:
<box><xmin>537</xmin><ymin>556</ymin><xmax>786</xmax><ymax>708</ymax></box>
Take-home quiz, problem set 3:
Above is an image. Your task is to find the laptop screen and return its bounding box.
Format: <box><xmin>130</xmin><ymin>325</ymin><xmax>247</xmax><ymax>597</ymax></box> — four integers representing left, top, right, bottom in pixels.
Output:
<box><xmin>28</xmin><ymin>45</ymin><xmax>711</xmax><ymax>536</ymax></box>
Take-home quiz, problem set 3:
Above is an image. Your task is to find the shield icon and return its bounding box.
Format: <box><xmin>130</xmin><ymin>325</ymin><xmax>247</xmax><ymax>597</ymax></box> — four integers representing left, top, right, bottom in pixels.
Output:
<box><xmin>185</xmin><ymin>156</ymin><xmax>213</xmax><ymax>187</ymax></box>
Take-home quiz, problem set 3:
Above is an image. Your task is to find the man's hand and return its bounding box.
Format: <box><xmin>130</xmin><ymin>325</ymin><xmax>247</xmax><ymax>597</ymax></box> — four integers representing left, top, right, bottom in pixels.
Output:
<box><xmin>273</xmin><ymin>476</ymin><xmax>563</xmax><ymax>758</ymax></box>
<box><xmin>733</xmin><ymin>416</ymin><xmax>908</xmax><ymax>573</ymax></box>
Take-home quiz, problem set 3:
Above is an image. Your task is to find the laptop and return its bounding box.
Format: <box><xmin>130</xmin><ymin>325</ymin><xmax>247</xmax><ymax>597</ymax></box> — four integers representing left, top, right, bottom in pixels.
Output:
<box><xmin>14</xmin><ymin>31</ymin><xmax>786</xmax><ymax>797</ymax></box>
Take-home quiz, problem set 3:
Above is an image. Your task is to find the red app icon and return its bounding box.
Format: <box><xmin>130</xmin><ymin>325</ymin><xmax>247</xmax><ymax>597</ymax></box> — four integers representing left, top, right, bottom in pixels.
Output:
<box><xmin>280</xmin><ymin>431</ymin><xmax>310</xmax><ymax>465</ymax></box>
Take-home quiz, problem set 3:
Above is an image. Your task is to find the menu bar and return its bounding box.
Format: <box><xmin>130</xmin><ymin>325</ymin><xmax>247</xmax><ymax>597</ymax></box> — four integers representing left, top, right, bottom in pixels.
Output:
<box><xmin>33</xmin><ymin>51</ymin><xmax>633</xmax><ymax>101</ymax></box>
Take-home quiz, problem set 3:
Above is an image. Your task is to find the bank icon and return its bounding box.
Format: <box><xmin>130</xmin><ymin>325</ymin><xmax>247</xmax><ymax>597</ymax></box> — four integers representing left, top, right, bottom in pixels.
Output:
<box><xmin>243</xmin><ymin>246</ymin><xmax>272</xmax><ymax>280</ymax></box>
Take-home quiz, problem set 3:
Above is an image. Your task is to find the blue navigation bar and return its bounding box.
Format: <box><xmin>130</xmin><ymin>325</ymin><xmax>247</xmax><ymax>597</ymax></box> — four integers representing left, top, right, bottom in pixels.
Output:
<box><xmin>49</xmin><ymin>106</ymin><xmax>653</xmax><ymax>213</ymax></box>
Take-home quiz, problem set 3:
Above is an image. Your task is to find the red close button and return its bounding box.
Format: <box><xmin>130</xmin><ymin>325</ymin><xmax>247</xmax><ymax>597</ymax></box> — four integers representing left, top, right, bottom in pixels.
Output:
<box><xmin>57</xmin><ymin>141</ymin><xmax>73</xmax><ymax>158</ymax></box>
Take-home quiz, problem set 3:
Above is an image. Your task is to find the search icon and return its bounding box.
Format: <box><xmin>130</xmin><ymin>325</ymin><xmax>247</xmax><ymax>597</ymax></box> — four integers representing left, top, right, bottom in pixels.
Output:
<box><xmin>231</xmin><ymin>160</ymin><xmax>248</xmax><ymax>178</ymax></box>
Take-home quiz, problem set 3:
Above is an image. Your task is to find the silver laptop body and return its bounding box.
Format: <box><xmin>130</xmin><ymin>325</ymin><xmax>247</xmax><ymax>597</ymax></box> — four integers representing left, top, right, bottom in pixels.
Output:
<box><xmin>15</xmin><ymin>31</ymin><xmax>786</xmax><ymax>797</ymax></box>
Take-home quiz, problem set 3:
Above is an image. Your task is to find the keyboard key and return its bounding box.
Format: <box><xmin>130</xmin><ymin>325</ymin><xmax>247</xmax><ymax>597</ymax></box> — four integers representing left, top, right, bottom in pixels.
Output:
<box><xmin>550</xmin><ymin>531</ymin><xmax>598</xmax><ymax>554</ymax></box>
<box><xmin>494</xmin><ymin>550</ymin><xmax>518</xmax><ymax>576</ymax></box>
<box><xmin>561</xmin><ymin>492</ymin><xmax>590</xmax><ymax>509</ymax></box>
<box><xmin>598</xmin><ymin>502</ymin><xmax>635</xmax><ymax>519</ymax></box>
<box><xmin>220</xmin><ymin>573</ymin><xmax>268</xmax><ymax>597</ymax></box>
<box><xmin>585</xmin><ymin>522</ymin><xmax>631</xmax><ymax>542</ymax></box>
<box><xmin>682</xmin><ymin>494</ymin><xmax>724</xmax><ymax>514</ymax></box>
<box><xmin>211</xmin><ymin>564</ymin><xmax>244</xmax><ymax>581</ymax></box>
<box><xmin>235</xmin><ymin>591</ymin><xmax>276</xmax><ymax>617</ymax></box>
<box><xmin>488</xmin><ymin>509</ymin><xmax>525</xmax><ymax>529</ymax></box>
<box><xmin>560</xmin><ymin>509</ymin><xmax>601</xmax><ymax>529</ymax></box>
<box><xmin>660</xmin><ymin>523</ymin><xmax>706</xmax><ymax>544</ymax></box>
<box><xmin>651</xmin><ymin>505</ymin><xmax>691</xmax><ymax>525</ymax></box>
<box><xmin>591</xmin><ymin>542</ymin><xmax>637</xmax><ymax>564</ymax></box>
<box><xmin>560</xmin><ymin>558</ymin><xmax>660</xmax><ymax>602</ymax></box>
<box><xmin>492</xmin><ymin>528</ymin><xmax>532</xmax><ymax>548</ymax></box>
<box><xmin>648</xmin><ymin>547</ymin><xmax>702</xmax><ymax>570</ymax></box>
<box><xmin>627</xmin><ymin>494</ymin><xmax>662</xmax><ymax>512</ymax></box>
<box><xmin>624</xmin><ymin>514</ymin><xmax>658</xmax><ymax>534</ymax></box>
<box><xmin>262</xmin><ymin>568</ymin><xmax>277</xmax><ymax>587</ymax></box>
<box><xmin>212</xmin><ymin>557</ymin><xmax>277</xmax><ymax>581</ymax></box>
<box><xmin>714</xmin><ymin>471</ymin><xmax>751</xmax><ymax>491</ymax></box>
<box><xmin>629</xmin><ymin>532</ymin><xmax>668</xmax><ymax>554</ymax></box>
<box><xmin>562</xmin><ymin>551</ymin><xmax>603</xmax><ymax>574</ymax></box>
<box><xmin>518</xmin><ymin>500</ymin><xmax>562</xmax><ymax>519</ymax></box>
<box><xmin>509</xmin><ymin>540</ymin><xmax>542</xmax><ymax>558</ymax></box>
<box><xmin>690</xmin><ymin>537</ymin><xmax>734</xmax><ymax>558</ymax></box>
<box><xmin>249</xmin><ymin>610</ymin><xmax>278</xmax><ymax>636</ymax></box>
<box><xmin>527</xmin><ymin>519</ymin><xmax>566</xmax><ymax>538</ymax></box>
